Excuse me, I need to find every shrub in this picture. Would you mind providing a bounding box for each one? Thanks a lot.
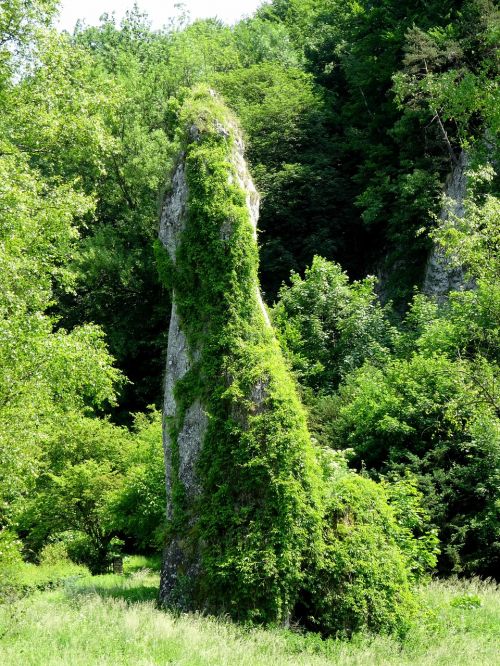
[303,461,420,637]
[59,531,123,574]
[272,256,395,393]
[39,541,70,566]
[110,410,166,552]
[0,529,23,591]
[333,349,500,576]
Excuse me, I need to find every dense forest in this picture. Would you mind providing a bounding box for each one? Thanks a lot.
[1,0,499,649]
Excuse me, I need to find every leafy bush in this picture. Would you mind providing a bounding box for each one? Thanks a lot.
[110,410,166,552]
[1,530,87,600]
[272,256,395,393]
[382,474,440,581]
[39,541,71,566]
[61,532,123,574]
[302,459,424,637]
[332,347,499,576]
[0,529,23,593]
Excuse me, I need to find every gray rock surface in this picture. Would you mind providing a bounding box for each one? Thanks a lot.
[158,114,267,607]
[423,151,471,301]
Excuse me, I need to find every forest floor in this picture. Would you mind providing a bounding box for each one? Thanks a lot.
[0,556,498,666]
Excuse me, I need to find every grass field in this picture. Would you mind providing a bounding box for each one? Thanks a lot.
[0,557,498,665]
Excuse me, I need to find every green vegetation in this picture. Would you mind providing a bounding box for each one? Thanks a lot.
[305,468,421,637]
[273,175,499,578]
[1,561,499,665]
[160,89,323,624]
[0,0,498,659]
[16,410,165,572]
[274,251,499,577]
[160,89,436,632]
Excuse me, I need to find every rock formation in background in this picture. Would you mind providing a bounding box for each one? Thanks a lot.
[157,87,321,623]
[422,151,471,301]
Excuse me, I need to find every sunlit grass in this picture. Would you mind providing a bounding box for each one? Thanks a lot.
[122,554,162,574]
[0,569,498,665]
[8,560,88,591]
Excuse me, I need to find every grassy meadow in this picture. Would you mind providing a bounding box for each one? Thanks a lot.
[0,556,499,666]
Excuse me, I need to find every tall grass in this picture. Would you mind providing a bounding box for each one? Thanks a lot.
[0,569,498,665]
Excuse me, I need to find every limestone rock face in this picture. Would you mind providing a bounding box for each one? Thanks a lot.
[423,151,471,301]
[157,90,320,622]
[158,120,265,535]
[158,157,209,607]
[158,100,269,609]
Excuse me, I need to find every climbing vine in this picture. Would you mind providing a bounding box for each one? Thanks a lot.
[157,87,323,623]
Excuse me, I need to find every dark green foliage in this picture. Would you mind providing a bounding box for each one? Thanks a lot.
[329,285,500,577]
[215,64,343,296]
[259,0,498,304]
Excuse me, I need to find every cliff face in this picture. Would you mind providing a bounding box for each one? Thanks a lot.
[157,88,321,623]
[422,151,470,301]
[158,146,205,608]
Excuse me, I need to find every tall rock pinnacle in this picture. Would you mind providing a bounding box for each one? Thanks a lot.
[157,88,321,623]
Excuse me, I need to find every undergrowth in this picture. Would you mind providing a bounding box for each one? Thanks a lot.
[0,571,498,666]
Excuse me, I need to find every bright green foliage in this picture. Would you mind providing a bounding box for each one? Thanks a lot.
[18,410,166,571]
[0,529,23,593]
[41,460,123,574]
[159,89,423,633]
[1,549,88,598]
[232,17,298,68]
[0,6,131,569]
[57,9,313,410]
[110,410,166,552]
[0,1,57,77]
[305,462,419,637]
[279,169,500,578]
[16,414,129,570]
[0,0,497,639]
[272,256,395,392]
[331,292,500,576]
[0,148,121,528]
[382,474,440,581]
[393,3,499,149]
[161,87,323,624]
[1,10,177,416]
